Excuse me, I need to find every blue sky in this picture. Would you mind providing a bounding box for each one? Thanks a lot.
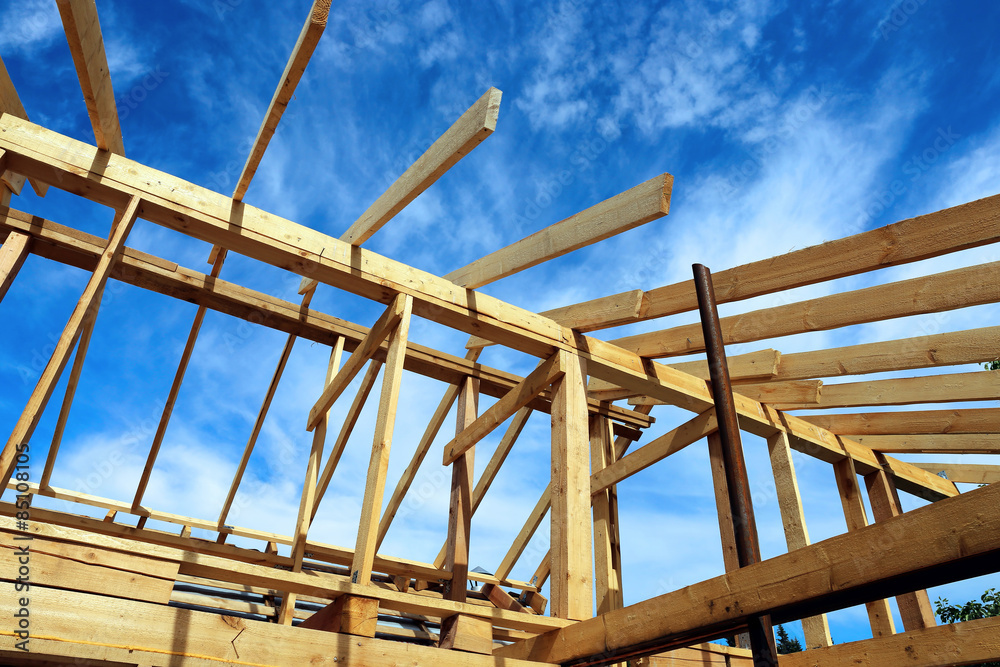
[2,0,999,648]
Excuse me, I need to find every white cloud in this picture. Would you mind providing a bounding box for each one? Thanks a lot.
[0,0,62,54]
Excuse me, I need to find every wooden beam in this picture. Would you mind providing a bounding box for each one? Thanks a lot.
[446,173,672,289]
[338,88,501,247]
[766,432,832,649]
[56,0,125,155]
[850,433,1000,454]
[591,414,623,616]
[443,376,478,602]
[299,593,379,636]
[630,380,821,407]
[232,0,331,201]
[0,118,955,502]
[350,295,412,585]
[906,462,1000,485]
[311,359,382,523]
[833,455,896,639]
[0,196,138,493]
[494,481,1000,665]
[775,325,1000,381]
[0,229,30,301]
[864,458,937,631]
[307,294,407,431]
[776,370,1000,410]
[554,192,1000,334]
[442,353,562,465]
[612,261,1000,358]
[375,352,480,551]
[778,615,1000,667]
[549,350,594,620]
[801,408,1000,435]
[131,250,228,511]
[0,59,48,196]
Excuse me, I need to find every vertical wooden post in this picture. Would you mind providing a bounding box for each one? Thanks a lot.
[550,349,594,620]
[350,294,412,585]
[591,413,623,615]
[865,457,937,630]
[443,375,479,602]
[0,229,30,302]
[0,184,10,206]
[766,432,833,649]
[833,455,897,638]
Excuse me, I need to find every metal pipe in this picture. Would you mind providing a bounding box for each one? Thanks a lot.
[693,263,779,666]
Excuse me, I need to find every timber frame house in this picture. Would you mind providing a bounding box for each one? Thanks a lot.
[1,1,999,665]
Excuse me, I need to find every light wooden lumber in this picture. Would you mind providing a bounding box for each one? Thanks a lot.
[801,407,1000,435]
[311,359,381,522]
[906,462,1000,485]
[591,415,623,616]
[446,173,672,288]
[0,196,138,492]
[444,376,478,602]
[55,0,125,155]
[0,117,955,502]
[766,431,832,649]
[495,480,1000,664]
[0,229,29,301]
[630,380,821,406]
[442,352,562,465]
[776,370,1000,410]
[775,326,1000,381]
[0,586,550,667]
[549,350,593,620]
[0,59,49,196]
[131,250,227,511]
[233,0,331,201]
[612,261,1000,358]
[307,293,406,430]
[557,191,1000,333]
[351,295,412,585]
[849,433,1000,454]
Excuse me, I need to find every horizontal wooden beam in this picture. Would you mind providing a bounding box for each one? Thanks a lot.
[801,407,1000,435]
[233,0,331,201]
[906,462,1000,485]
[612,261,1000,358]
[548,191,1000,333]
[850,434,1000,454]
[778,615,1000,667]
[775,325,1000,381]
[56,0,125,155]
[631,380,821,407]
[776,370,1000,410]
[494,481,1000,664]
[0,117,954,502]
[445,173,672,289]
[442,354,562,465]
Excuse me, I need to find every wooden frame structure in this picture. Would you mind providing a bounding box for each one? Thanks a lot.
[1,2,999,665]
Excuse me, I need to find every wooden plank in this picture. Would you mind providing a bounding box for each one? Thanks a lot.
[612,261,1000,358]
[494,480,1000,664]
[833,456,896,639]
[350,295,412,585]
[852,434,1000,453]
[0,118,955,502]
[707,431,749,650]
[864,460,937,631]
[438,613,494,654]
[375,353,477,551]
[442,353,562,465]
[0,586,550,667]
[776,370,1000,410]
[0,196,138,492]
[338,88,501,247]
[1,57,49,196]
[55,0,125,155]
[443,376,478,602]
[906,462,1000,485]
[779,615,1000,667]
[776,325,1000,381]
[801,407,1000,435]
[307,293,407,431]
[132,250,227,511]
[0,229,30,301]
[590,414,622,616]
[446,173,672,288]
[549,350,594,620]
[233,0,331,200]
[767,432,832,649]
[311,359,381,523]
[631,380,821,406]
[299,594,379,636]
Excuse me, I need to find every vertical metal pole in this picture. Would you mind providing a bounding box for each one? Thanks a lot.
[693,263,779,666]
